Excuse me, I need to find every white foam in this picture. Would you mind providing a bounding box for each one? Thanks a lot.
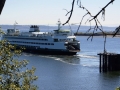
[76,54,98,59]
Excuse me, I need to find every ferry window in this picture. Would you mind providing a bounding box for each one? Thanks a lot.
[54,39,58,42]
[70,39,73,41]
[73,38,75,41]
[63,34,67,35]
[51,43,54,45]
[48,43,50,45]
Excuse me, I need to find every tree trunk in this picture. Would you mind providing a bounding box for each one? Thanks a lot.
[0,0,6,14]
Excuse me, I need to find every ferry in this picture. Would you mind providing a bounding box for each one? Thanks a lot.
[2,21,80,55]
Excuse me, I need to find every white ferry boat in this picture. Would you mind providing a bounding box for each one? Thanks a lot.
[2,21,80,55]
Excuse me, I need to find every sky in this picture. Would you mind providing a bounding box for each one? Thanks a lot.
[0,0,120,26]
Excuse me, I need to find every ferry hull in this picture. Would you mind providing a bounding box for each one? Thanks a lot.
[19,46,79,55]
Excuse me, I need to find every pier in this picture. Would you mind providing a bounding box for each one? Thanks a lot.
[98,53,120,72]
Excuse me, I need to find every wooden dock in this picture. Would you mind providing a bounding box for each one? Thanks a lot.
[98,53,120,72]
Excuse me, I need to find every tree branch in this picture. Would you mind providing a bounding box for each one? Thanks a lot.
[62,0,75,25]
[63,0,115,41]
[0,0,6,14]
[89,0,115,22]
[76,0,114,40]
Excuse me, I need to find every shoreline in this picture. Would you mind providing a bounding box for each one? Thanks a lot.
[74,33,120,37]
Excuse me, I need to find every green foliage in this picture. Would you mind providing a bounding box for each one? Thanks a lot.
[0,28,38,90]
[116,87,120,90]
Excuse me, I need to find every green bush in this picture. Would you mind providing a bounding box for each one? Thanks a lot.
[0,28,38,90]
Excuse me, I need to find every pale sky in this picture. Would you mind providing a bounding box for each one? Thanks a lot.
[0,0,120,26]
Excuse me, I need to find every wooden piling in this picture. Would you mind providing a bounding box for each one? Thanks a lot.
[99,54,101,72]
[98,53,120,72]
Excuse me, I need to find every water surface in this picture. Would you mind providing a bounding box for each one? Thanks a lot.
[19,36,120,90]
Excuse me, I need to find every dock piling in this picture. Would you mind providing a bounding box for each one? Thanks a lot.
[98,53,120,72]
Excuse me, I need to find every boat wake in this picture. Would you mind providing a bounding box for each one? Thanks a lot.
[76,54,98,59]
[37,54,81,65]
[23,52,99,66]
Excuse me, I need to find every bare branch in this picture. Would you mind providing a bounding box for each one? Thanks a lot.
[63,9,71,16]
[63,0,115,41]
[76,12,89,33]
[62,0,75,25]
[76,0,114,40]
[113,25,120,37]
[89,0,115,22]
